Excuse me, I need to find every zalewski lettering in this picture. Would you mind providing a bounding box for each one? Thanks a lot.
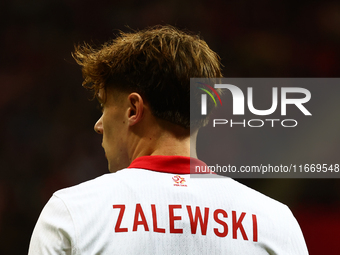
[113,203,258,242]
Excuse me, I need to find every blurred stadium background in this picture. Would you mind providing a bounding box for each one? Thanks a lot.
[1,0,340,254]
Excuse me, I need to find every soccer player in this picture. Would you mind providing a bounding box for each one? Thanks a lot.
[29,25,308,254]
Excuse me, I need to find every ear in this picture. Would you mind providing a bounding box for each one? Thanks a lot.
[127,93,144,126]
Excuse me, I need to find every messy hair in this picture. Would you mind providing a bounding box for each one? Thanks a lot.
[73,25,222,130]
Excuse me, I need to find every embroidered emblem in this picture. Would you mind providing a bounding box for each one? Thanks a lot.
[172,175,187,187]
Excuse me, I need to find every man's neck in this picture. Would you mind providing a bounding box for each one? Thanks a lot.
[128,119,198,163]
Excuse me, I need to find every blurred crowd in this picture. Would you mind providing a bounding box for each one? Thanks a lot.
[1,0,340,254]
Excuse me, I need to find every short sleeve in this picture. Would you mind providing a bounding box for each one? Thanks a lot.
[28,195,77,255]
[286,208,309,255]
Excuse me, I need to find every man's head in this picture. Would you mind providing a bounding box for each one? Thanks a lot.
[73,25,222,130]
[73,25,222,171]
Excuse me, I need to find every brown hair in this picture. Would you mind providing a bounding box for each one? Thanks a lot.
[73,25,222,130]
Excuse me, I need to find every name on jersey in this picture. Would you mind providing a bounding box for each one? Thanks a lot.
[112,204,258,242]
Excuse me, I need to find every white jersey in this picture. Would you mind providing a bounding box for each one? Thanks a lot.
[29,155,308,254]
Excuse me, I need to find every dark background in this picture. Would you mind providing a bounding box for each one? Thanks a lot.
[1,0,340,254]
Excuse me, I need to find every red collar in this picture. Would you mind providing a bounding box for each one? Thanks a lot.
[127,155,213,174]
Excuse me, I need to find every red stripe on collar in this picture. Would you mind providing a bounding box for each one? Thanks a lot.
[127,155,213,174]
